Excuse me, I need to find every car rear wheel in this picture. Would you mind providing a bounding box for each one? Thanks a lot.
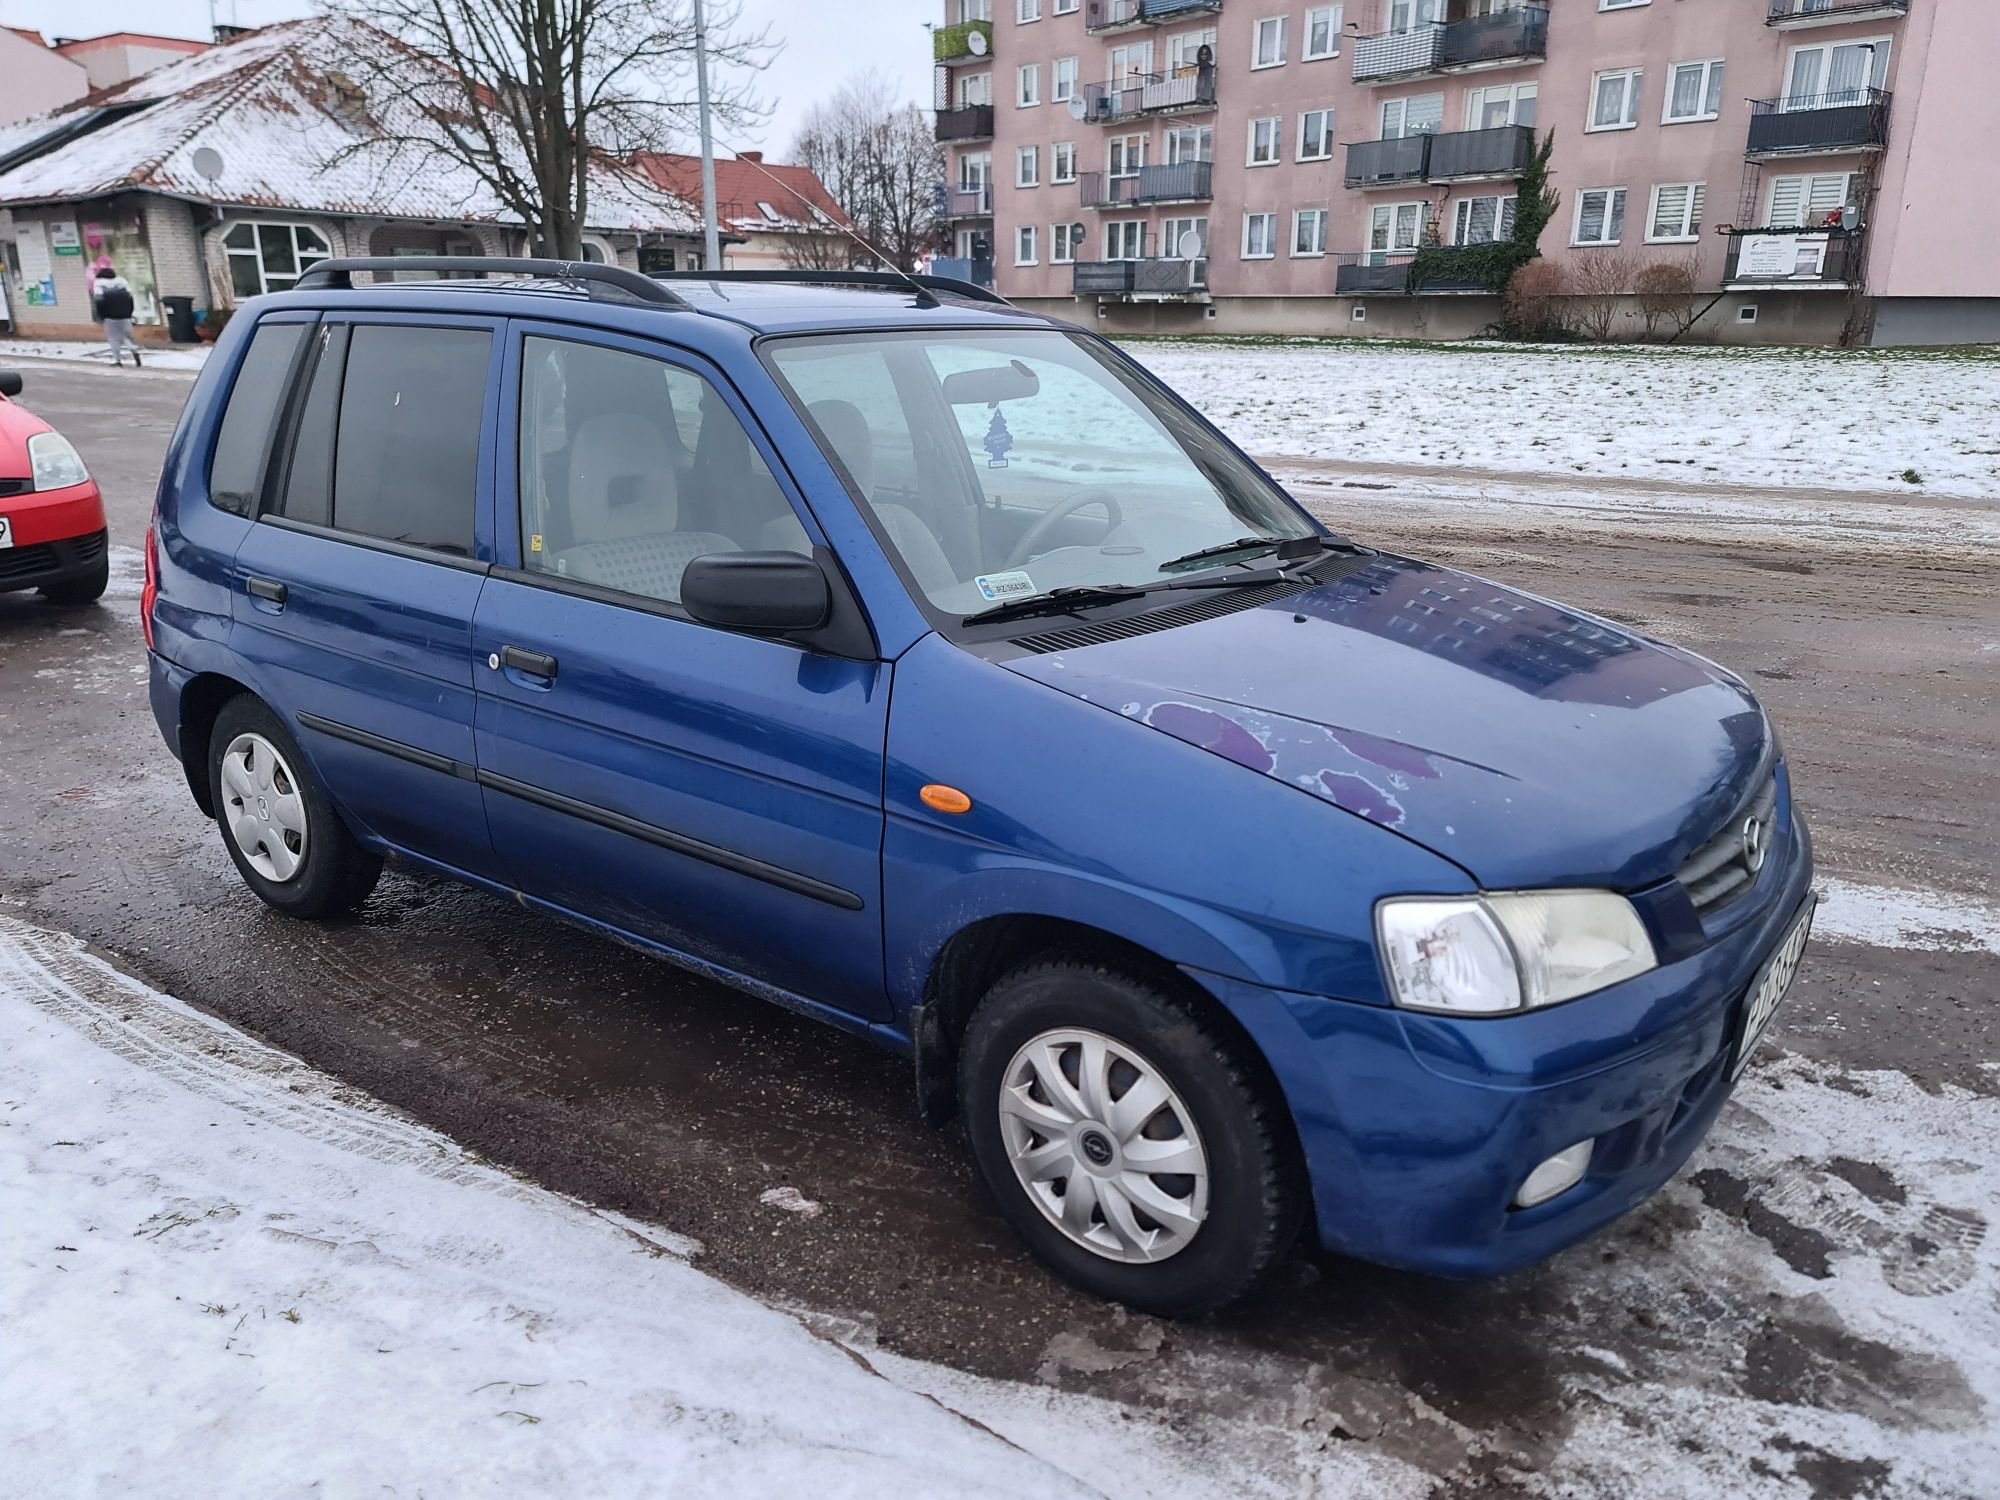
[208,695,382,918]
[959,959,1305,1317]
[38,557,108,606]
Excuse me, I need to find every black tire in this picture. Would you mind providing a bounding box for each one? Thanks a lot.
[207,694,382,919]
[959,959,1306,1317]
[39,557,109,606]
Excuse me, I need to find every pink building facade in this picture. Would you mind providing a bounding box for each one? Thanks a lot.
[932,0,1996,345]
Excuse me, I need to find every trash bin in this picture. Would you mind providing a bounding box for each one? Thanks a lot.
[163,296,198,344]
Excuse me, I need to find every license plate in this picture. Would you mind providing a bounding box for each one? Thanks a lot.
[1733,897,1815,1078]
[0,516,12,549]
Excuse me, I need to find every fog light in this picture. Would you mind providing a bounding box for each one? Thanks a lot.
[1513,1141,1594,1209]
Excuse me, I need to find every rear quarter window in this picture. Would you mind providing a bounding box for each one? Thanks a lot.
[206,321,310,516]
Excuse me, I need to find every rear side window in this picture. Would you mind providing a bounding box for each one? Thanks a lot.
[207,321,309,516]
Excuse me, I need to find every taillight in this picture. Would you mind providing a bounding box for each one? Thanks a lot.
[141,523,159,651]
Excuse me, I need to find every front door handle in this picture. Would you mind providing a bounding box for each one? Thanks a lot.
[498,645,559,680]
[245,575,288,605]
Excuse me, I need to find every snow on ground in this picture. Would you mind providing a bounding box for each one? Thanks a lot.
[1123,339,2000,501]
[1814,878,2000,957]
[0,338,210,372]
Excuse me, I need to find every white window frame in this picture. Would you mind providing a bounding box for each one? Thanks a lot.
[1291,208,1329,257]
[1107,219,1146,260]
[1598,0,1649,9]
[1252,16,1288,70]
[1588,68,1644,132]
[1242,211,1278,259]
[1018,0,1042,21]
[1167,28,1219,72]
[959,71,993,107]
[1303,5,1344,61]
[1162,216,1208,259]
[1451,194,1517,246]
[1297,109,1336,161]
[1015,224,1039,265]
[221,220,333,297]
[1784,37,1891,105]
[1165,125,1213,165]
[1052,222,1080,263]
[1380,92,1444,139]
[1646,181,1706,243]
[1765,170,1855,228]
[1662,58,1725,124]
[1365,201,1425,264]
[1017,64,1041,107]
[1108,132,1147,178]
[1247,115,1283,166]
[1054,0,1078,12]
[1465,81,1537,130]
[1052,140,1078,183]
[1016,145,1041,187]
[1052,56,1078,102]
[1571,186,1627,246]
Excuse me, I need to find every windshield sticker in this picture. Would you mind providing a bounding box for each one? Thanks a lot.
[982,409,1014,469]
[973,570,1037,602]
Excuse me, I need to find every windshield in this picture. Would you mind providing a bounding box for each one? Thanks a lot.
[763,329,1318,618]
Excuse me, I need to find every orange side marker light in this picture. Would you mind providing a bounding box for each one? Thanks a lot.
[920,784,974,815]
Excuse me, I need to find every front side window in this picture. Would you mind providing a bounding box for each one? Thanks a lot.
[1664,59,1725,122]
[1248,116,1282,165]
[763,330,1316,621]
[1572,187,1627,246]
[1297,109,1335,160]
[1590,69,1643,130]
[1253,16,1287,67]
[1242,211,1277,258]
[1304,6,1343,60]
[1647,181,1706,242]
[222,221,332,300]
[517,337,791,606]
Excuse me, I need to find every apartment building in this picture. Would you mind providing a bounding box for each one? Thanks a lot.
[930,0,1998,345]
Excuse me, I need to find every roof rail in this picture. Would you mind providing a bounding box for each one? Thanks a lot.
[293,257,692,309]
[652,268,1012,307]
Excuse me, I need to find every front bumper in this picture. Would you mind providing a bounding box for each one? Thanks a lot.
[1191,803,1815,1278]
[0,526,109,595]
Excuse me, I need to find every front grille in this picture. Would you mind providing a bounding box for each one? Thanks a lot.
[0,477,32,497]
[1014,552,1375,655]
[1678,774,1779,914]
[0,529,107,586]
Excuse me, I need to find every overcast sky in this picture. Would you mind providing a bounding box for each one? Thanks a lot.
[0,0,935,157]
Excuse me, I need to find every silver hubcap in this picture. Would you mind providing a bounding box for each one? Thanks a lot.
[998,1028,1210,1264]
[220,732,308,884]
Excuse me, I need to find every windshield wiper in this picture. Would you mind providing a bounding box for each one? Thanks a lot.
[1156,536,1282,573]
[961,583,1152,627]
[1156,531,1367,576]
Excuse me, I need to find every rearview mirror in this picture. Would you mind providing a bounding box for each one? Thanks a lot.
[0,370,22,398]
[681,551,831,634]
[941,360,1039,407]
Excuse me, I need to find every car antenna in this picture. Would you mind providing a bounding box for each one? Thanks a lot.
[675,133,942,308]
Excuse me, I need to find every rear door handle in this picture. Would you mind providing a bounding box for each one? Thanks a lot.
[245,576,288,605]
[497,645,559,680]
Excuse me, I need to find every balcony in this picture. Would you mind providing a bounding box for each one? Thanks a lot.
[934,104,995,143]
[932,256,996,291]
[1333,249,1492,296]
[1767,0,1910,28]
[933,20,993,66]
[1079,161,1214,207]
[1353,6,1547,84]
[1073,258,1210,298]
[1078,65,1218,123]
[939,183,994,219]
[1746,89,1891,158]
[1724,229,1863,290]
[1343,125,1534,188]
[1085,0,1221,32]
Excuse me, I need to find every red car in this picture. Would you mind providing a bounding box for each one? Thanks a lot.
[0,368,108,605]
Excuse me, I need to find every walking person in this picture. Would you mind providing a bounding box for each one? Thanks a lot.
[91,266,140,368]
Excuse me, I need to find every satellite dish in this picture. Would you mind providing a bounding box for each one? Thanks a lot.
[1067,95,1088,121]
[192,146,225,182]
[1175,230,1203,260]
[1070,221,1086,244]
[968,30,988,55]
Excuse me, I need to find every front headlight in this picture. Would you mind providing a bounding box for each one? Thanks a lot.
[29,432,89,491]
[1377,890,1657,1015]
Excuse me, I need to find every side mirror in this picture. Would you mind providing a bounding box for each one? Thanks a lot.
[0,370,22,398]
[681,551,831,634]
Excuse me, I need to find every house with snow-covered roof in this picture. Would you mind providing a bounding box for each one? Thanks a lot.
[634,151,855,271]
[0,18,709,344]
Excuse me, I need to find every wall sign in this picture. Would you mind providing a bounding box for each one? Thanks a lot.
[14,221,56,305]
[49,219,82,256]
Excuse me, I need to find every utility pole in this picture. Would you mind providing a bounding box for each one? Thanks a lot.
[693,0,721,270]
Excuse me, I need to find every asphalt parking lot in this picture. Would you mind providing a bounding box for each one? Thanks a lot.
[3,357,1995,1497]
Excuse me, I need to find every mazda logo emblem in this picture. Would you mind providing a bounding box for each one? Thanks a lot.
[1741,816,1767,874]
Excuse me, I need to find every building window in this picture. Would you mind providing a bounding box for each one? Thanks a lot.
[1016,145,1040,186]
[1019,0,1042,20]
[1664,59,1725,123]
[1053,56,1078,102]
[1297,109,1335,161]
[1242,211,1277,259]
[1252,16,1287,69]
[1292,209,1328,257]
[1162,217,1207,259]
[1055,0,1078,12]
[1786,38,1891,105]
[1466,81,1537,130]
[1647,181,1706,242]
[222,221,332,299]
[1016,225,1039,265]
[1572,187,1627,246]
[959,0,992,17]
[1018,64,1041,107]
[1108,133,1146,177]
[1599,0,1648,9]
[1053,223,1081,263]
[1247,116,1283,166]
[1389,0,1443,28]
[1168,28,1217,71]
[958,70,992,107]
[1107,220,1146,259]
[1052,141,1078,183]
[1303,6,1343,60]
[1589,69,1643,131]
[1380,92,1443,139]
[1766,171,1854,228]
[1108,40,1154,85]
[1367,202,1425,263]
[1452,195,1516,245]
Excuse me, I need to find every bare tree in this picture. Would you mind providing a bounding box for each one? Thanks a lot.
[325,0,772,257]
[789,71,943,271]
[1567,250,1639,341]
[1635,254,1709,341]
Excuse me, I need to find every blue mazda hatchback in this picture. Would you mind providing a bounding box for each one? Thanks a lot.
[146,260,1814,1315]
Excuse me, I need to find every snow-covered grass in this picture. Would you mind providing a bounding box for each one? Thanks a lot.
[1122,338,2000,500]
[0,337,210,372]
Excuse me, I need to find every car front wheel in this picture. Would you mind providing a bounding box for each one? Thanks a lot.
[958,959,1305,1317]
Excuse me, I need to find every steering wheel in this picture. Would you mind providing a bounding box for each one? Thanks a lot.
[1003,487,1125,570]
